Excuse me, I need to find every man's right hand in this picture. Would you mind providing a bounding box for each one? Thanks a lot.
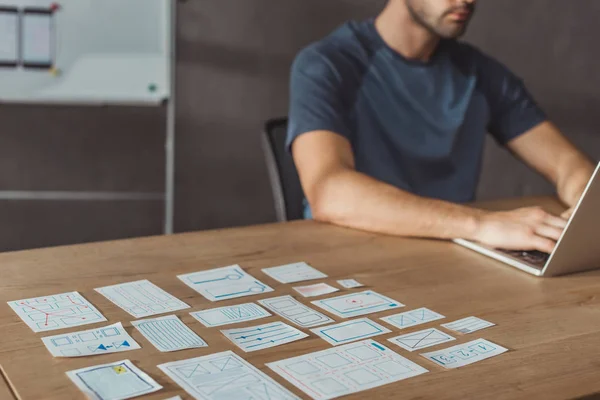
[472,207,567,253]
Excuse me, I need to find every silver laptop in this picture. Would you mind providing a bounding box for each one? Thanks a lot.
[454,162,600,277]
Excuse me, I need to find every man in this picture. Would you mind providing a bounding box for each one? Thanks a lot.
[287,0,594,254]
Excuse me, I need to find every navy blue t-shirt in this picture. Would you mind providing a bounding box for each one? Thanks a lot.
[287,19,546,211]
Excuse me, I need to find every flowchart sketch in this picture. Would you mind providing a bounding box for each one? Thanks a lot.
[380,307,445,330]
[190,303,271,327]
[67,359,162,400]
[311,291,404,319]
[132,315,207,352]
[311,318,391,346]
[293,283,339,298]
[158,351,300,400]
[267,339,428,400]
[441,316,495,334]
[421,339,508,369]
[95,280,189,318]
[388,328,455,352]
[42,322,140,357]
[178,265,273,302]
[221,322,308,352]
[258,295,334,328]
[8,291,107,333]
[262,262,327,284]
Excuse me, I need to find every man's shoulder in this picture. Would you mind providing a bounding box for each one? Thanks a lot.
[292,21,373,77]
[447,40,511,73]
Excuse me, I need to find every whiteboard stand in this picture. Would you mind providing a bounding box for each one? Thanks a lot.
[0,0,176,237]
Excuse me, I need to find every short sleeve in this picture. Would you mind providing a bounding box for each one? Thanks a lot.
[286,45,356,150]
[478,54,547,145]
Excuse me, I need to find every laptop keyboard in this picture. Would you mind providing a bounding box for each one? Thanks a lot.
[500,250,550,267]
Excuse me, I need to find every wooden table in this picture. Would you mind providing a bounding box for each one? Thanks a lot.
[1,197,600,400]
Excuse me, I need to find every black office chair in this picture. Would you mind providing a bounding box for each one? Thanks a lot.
[261,117,306,221]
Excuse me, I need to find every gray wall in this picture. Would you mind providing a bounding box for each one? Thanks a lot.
[0,0,598,251]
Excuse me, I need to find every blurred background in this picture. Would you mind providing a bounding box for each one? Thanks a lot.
[0,0,598,252]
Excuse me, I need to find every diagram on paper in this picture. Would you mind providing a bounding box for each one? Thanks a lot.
[178,265,274,302]
[190,303,271,327]
[221,321,308,352]
[267,339,428,400]
[158,351,300,400]
[262,262,328,284]
[95,280,190,318]
[388,328,455,352]
[259,295,334,328]
[311,318,391,346]
[441,316,495,334]
[7,291,107,333]
[421,338,508,369]
[42,322,140,357]
[132,315,207,352]
[311,290,404,319]
[380,307,445,330]
[67,359,162,400]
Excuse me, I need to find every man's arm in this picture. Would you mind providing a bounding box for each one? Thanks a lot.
[293,130,566,253]
[507,121,595,215]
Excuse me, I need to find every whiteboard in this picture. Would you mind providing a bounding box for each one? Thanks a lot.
[0,0,171,105]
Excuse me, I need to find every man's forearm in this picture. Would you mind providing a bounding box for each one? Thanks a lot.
[556,153,595,207]
[310,168,484,240]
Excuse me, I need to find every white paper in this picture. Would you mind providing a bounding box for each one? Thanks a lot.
[262,262,327,284]
[336,279,364,289]
[190,303,271,327]
[42,322,140,357]
[268,339,428,400]
[66,359,162,400]
[132,315,207,352]
[293,283,339,298]
[380,307,445,330]
[7,291,107,333]
[388,328,455,352]
[158,351,300,400]
[178,265,273,302]
[310,318,391,346]
[163,397,182,400]
[259,295,335,328]
[95,280,189,318]
[441,316,495,334]
[421,338,508,369]
[311,290,404,319]
[221,321,308,352]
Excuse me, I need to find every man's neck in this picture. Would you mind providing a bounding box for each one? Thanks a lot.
[374,2,440,62]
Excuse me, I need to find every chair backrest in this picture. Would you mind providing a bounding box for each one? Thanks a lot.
[261,118,305,221]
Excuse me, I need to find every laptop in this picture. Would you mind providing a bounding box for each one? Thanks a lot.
[454,162,600,277]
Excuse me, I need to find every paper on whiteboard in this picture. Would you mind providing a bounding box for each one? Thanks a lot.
[441,316,495,334]
[259,295,335,328]
[293,283,339,298]
[310,318,391,346]
[380,307,445,330]
[336,279,364,289]
[42,322,140,357]
[190,303,271,327]
[388,328,455,352]
[221,321,308,352]
[158,351,300,400]
[311,290,404,319]
[267,339,428,400]
[131,315,207,352]
[7,291,107,333]
[421,338,508,369]
[262,262,327,284]
[66,359,162,400]
[178,265,273,302]
[95,280,189,318]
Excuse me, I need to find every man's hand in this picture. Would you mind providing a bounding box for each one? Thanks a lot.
[473,207,567,253]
